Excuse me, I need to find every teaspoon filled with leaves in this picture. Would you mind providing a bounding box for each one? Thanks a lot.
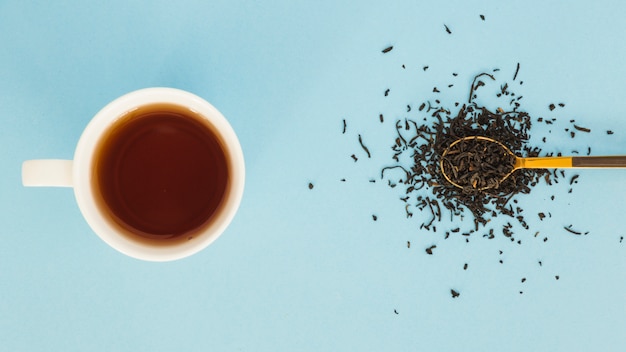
[440,136,626,191]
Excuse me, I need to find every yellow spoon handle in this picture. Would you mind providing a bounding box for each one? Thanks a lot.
[517,156,626,169]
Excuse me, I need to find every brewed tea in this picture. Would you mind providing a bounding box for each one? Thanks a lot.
[93,103,229,239]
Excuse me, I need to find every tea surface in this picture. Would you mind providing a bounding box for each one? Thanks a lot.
[93,104,229,238]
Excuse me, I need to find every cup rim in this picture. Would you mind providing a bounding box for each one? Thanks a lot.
[74,87,245,261]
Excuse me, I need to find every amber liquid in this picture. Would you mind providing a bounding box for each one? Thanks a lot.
[93,103,229,239]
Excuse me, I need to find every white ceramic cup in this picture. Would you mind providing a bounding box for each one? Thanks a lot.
[22,88,245,261]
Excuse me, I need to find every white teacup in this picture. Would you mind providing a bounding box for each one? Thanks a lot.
[22,88,245,261]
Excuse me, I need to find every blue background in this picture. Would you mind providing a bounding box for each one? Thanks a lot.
[1,1,625,351]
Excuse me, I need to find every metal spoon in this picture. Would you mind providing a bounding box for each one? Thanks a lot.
[440,136,626,191]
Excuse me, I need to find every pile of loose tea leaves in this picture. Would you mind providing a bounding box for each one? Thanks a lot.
[379,71,553,235]
[338,59,613,247]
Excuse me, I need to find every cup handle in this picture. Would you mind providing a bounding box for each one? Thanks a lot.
[22,160,74,187]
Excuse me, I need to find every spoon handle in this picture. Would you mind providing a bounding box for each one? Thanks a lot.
[519,156,626,168]
[517,156,572,169]
[572,156,626,167]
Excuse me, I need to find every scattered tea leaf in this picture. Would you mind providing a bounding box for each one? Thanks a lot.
[358,134,371,158]
[573,125,591,133]
[564,225,582,235]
